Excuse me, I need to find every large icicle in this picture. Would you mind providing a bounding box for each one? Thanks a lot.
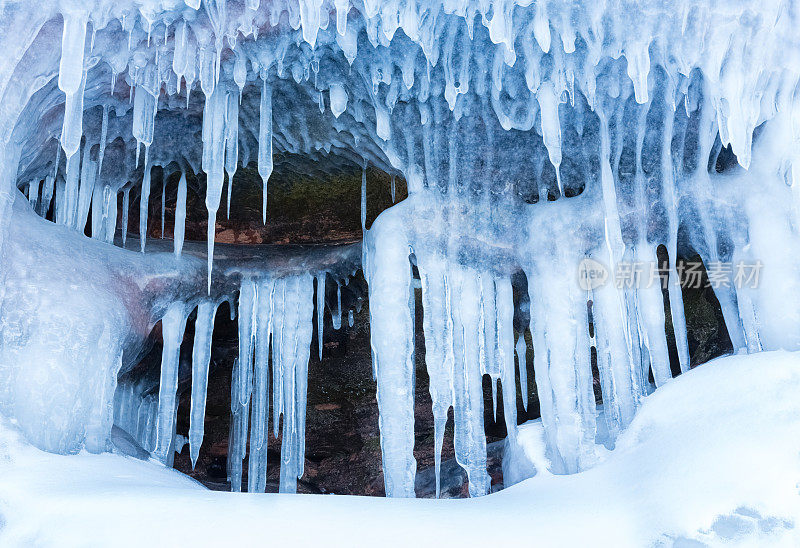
[366,208,416,497]
[277,274,314,493]
[248,278,274,493]
[258,76,273,224]
[202,85,228,292]
[58,10,88,161]
[154,302,189,464]
[189,300,218,468]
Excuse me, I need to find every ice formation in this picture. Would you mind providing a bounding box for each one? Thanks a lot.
[0,0,799,499]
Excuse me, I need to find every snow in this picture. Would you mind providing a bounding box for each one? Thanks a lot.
[1,351,798,546]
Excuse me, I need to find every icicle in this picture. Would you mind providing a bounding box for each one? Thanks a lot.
[361,165,367,232]
[63,149,80,228]
[28,179,41,213]
[272,280,286,440]
[202,85,228,292]
[366,211,416,497]
[76,145,96,233]
[140,161,152,252]
[417,257,454,499]
[160,170,166,238]
[258,76,273,224]
[248,278,274,493]
[450,267,490,496]
[237,279,257,407]
[390,173,396,202]
[40,175,54,217]
[233,54,247,98]
[121,187,130,247]
[225,90,239,219]
[154,302,188,464]
[537,82,562,194]
[329,83,348,117]
[91,182,104,238]
[332,283,342,329]
[189,301,218,468]
[277,275,314,493]
[59,11,88,160]
[174,171,187,257]
[58,11,87,95]
[348,308,355,327]
[516,335,528,411]
[97,105,108,177]
[132,86,158,160]
[496,278,517,442]
[316,274,326,361]
[103,187,118,244]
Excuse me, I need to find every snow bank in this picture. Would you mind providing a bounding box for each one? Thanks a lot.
[0,350,798,546]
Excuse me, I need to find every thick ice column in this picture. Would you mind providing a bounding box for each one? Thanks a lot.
[366,208,416,497]
[58,11,87,96]
[690,94,746,351]
[590,255,643,437]
[526,255,596,474]
[154,302,189,463]
[635,245,672,387]
[417,256,454,498]
[449,266,490,497]
[248,278,274,493]
[58,11,88,161]
[495,277,517,442]
[277,274,314,493]
[660,108,691,373]
[189,300,218,468]
[258,77,273,223]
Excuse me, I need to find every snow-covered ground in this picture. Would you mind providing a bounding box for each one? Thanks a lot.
[1,351,798,547]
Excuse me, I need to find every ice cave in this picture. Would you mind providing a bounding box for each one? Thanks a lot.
[0,0,799,545]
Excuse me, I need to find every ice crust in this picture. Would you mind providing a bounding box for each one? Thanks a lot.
[0,0,799,498]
